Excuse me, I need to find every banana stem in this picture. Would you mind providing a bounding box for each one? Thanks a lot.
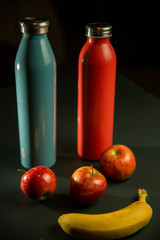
[138,189,148,202]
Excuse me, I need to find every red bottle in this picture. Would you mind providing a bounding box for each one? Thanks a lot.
[77,23,117,160]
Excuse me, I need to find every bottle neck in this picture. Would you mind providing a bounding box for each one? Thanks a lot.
[22,33,48,40]
[87,37,110,44]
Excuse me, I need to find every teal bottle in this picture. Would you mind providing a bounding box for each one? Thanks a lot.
[15,17,56,169]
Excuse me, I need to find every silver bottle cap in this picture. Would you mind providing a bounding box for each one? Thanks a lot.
[19,17,49,35]
[85,22,112,38]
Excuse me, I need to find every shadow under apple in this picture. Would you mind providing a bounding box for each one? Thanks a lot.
[41,193,93,214]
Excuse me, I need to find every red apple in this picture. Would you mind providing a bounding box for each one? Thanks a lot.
[70,166,107,205]
[20,166,57,200]
[100,144,136,181]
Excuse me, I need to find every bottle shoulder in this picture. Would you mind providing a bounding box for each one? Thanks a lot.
[15,35,56,68]
[79,40,116,64]
[16,35,55,60]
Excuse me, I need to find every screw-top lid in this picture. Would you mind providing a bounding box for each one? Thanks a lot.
[19,17,49,34]
[85,22,112,38]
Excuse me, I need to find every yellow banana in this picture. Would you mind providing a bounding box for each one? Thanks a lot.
[58,189,153,239]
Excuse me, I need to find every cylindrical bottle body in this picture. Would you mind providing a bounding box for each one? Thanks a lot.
[77,37,116,160]
[15,33,56,168]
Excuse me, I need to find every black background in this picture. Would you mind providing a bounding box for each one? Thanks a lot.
[1,1,160,239]
[1,0,160,97]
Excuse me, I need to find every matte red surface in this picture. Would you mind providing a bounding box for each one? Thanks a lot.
[77,37,116,160]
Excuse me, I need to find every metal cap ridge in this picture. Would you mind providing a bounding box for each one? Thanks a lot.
[85,22,112,38]
[20,17,49,35]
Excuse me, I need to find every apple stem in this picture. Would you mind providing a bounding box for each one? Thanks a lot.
[18,169,27,173]
[91,165,93,176]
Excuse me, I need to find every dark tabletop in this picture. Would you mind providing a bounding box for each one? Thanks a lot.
[0,74,160,239]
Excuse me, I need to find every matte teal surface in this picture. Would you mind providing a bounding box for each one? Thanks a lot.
[15,33,56,169]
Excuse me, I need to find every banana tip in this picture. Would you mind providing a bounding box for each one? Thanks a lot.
[138,189,147,194]
[138,188,148,202]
